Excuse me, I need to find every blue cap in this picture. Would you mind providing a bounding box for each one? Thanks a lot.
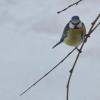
[71,16,80,25]
[72,16,79,20]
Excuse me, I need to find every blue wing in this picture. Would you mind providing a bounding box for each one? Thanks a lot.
[52,23,69,48]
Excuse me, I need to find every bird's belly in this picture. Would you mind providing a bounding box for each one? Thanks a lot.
[64,37,82,46]
[64,30,83,46]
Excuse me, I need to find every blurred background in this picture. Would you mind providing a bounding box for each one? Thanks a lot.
[0,0,100,100]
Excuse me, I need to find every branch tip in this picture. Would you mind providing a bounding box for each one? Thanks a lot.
[57,0,82,14]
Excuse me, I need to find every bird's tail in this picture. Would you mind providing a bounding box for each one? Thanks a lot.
[52,40,63,49]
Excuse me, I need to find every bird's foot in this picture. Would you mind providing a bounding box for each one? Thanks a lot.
[85,34,90,38]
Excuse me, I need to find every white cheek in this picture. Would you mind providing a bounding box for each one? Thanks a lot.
[77,23,82,28]
[69,23,74,28]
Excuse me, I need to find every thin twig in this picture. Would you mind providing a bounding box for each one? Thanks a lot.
[66,14,100,100]
[20,47,77,96]
[66,50,81,100]
[20,14,100,98]
[91,22,100,33]
[57,0,82,14]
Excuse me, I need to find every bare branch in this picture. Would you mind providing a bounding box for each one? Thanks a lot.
[57,0,82,14]
[88,14,100,35]
[20,14,100,99]
[20,47,77,96]
[66,14,100,100]
[90,22,100,33]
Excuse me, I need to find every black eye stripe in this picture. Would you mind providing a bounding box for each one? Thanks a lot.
[71,21,80,25]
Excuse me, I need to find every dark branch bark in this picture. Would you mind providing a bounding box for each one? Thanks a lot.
[66,14,100,100]
[20,47,77,96]
[57,0,82,14]
[20,14,100,99]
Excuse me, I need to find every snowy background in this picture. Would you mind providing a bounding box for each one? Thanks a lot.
[0,0,100,100]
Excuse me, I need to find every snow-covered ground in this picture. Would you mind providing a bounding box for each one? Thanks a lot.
[0,0,100,100]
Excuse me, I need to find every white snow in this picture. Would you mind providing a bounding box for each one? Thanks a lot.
[0,0,100,100]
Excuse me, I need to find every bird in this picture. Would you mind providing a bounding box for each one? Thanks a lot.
[52,16,86,50]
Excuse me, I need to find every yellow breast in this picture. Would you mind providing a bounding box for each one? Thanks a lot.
[64,28,84,46]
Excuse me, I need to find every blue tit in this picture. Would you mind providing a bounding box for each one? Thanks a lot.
[52,16,86,48]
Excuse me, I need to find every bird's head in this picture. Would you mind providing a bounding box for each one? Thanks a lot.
[69,16,82,29]
[71,16,80,25]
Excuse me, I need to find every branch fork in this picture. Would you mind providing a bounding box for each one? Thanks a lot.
[20,14,100,100]
[66,14,100,100]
